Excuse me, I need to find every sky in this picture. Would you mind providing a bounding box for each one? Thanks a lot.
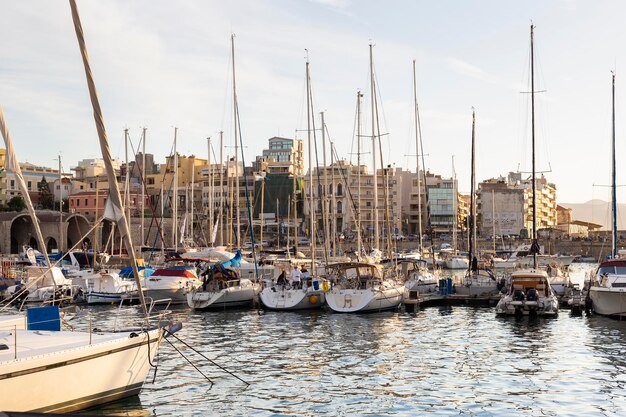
[1,0,625,205]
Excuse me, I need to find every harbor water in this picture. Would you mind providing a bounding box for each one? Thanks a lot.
[77,264,626,416]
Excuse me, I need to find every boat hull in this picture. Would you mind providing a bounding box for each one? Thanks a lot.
[0,328,162,413]
[187,284,260,310]
[589,287,626,317]
[259,287,325,310]
[325,286,403,313]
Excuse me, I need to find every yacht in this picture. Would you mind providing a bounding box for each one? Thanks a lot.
[588,258,626,317]
[143,265,201,304]
[495,269,559,316]
[187,265,259,310]
[325,262,404,313]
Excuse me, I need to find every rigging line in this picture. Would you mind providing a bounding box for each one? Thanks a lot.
[163,336,214,387]
[127,129,168,249]
[307,70,331,267]
[164,329,249,386]
[349,91,359,165]
[220,47,232,134]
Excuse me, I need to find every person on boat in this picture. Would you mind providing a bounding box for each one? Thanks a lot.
[301,267,310,280]
[290,265,302,288]
[277,269,287,286]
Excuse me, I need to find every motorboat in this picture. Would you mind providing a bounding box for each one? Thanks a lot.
[83,270,140,305]
[325,262,404,313]
[143,265,201,304]
[588,258,626,317]
[187,265,259,310]
[495,269,559,316]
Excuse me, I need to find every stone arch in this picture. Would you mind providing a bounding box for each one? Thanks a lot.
[28,236,38,250]
[10,214,34,254]
[66,214,91,251]
[46,237,58,253]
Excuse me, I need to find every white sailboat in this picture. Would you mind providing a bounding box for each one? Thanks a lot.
[325,262,403,313]
[496,25,559,317]
[588,72,626,317]
[0,3,176,412]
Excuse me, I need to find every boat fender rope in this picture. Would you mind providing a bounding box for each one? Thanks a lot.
[163,335,214,387]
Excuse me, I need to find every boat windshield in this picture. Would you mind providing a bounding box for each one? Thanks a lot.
[597,265,626,275]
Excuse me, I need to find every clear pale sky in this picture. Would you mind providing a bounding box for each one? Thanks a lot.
[1,0,624,204]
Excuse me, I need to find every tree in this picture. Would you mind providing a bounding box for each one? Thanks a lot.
[7,196,25,211]
[38,177,54,210]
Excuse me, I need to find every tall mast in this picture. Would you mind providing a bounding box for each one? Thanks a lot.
[124,128,130,249]
[321,111,330,258]
[58,154,63,252]
[173,127,178,252]
[492,189,496,254]
[292,141,298,253]
[219,131,224,246]
[469,110,476,267]
[141,127,146,246]
[370,43,379,250]
[612,71,617,258]
[306,57,316,263]
[452,155,457,255]
[530,24,538,269]
[356,90,363,256]
[231,34,241,249]
[412,60,424,252]
[191,156,195,244]
[207,136,211,245]
[330,140,336,257]
[69,0,146,313]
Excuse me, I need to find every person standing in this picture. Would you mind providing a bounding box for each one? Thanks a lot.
[290,265,302,288]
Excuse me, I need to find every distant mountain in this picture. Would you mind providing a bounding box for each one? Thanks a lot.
[561,200,626,230]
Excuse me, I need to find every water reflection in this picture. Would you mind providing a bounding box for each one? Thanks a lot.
[67,283,625,416]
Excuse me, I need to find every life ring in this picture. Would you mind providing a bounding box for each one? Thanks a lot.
[308,295,319,304]
[321,280,330,292]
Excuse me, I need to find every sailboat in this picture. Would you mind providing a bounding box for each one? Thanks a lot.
[0,3,178,413]
[588,72,626,317]
[187,34,261,310]
[402,60,438,294]
[455,110,498,297]
[259,56,325,311]
[325,44,404,313]
[495,25,559,317]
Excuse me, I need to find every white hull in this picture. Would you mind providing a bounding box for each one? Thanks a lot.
[325,285,404,313]
[404,278,438,294]
[589,287,626,316]
[0,328,162,413]
[454,283,499,297]
[86,291,139,305]
[259,286,325,310]
[444,258,469,269]
[495,297,559,316]
[187,282,260,310]
[143,276,200,304]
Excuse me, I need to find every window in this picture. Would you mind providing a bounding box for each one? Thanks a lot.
[77,199,80,207]
[28,181,32,190]
[84,198,88,206]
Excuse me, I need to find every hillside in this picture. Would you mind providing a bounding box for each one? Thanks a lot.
[560,200,626,230]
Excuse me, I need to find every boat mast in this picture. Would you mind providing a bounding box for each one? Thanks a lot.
[321,111,331,258]
[292,141,298,253]
[330,140,337,257]
[492,189,496,254]
[58,154,63,252]
[306,56,316,264]
[469,110,476,269]
[452,155,457,255]
[69,0,147,314]
[412,60,424,253]
[173,127,178,252]
[612,71,617,258]
[356,90,363,256]
[208,136,213,246]
[530,24,538,270]
[370,44,379,250]
[141,127,146,246]
[191,156,195,245]
[219,130,224,246]
[231,34,241,249]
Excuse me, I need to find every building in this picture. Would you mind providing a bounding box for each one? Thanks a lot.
[255,137,305,176]
[4,162,61,205]
[68,190,148,221]
[478,172,557,238]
